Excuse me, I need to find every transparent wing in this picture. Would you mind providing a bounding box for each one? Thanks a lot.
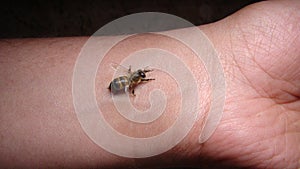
[110,62,131,74]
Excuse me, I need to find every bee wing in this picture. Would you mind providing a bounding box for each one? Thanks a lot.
[110,62,131,74]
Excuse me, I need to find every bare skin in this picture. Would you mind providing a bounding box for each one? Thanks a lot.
[199,1,300,168]
[0,0,299,168]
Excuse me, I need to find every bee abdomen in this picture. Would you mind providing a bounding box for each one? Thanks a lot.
[109,76,129,93]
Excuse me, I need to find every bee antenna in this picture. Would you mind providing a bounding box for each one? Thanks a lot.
[143,66,154,73]
[144,69,153,73]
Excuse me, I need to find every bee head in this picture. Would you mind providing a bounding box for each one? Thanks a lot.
[138,70,146,78]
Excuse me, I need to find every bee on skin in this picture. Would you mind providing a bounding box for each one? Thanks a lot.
[108,65,155,96]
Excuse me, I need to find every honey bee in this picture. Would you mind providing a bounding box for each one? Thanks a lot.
[108,65,155,96]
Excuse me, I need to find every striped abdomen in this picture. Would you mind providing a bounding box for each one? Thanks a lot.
[108,76,129,93]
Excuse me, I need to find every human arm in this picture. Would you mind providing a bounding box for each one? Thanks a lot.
[1,0,300,168]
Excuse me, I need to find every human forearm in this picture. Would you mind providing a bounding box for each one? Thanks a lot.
[0,37,137,168]
[0,33,211,168]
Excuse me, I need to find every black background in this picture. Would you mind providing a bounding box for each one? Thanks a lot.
[0,0,261,38]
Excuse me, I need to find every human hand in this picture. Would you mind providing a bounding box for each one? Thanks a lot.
[183,1,300,168]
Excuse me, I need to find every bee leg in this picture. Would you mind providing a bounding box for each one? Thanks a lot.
[125,86,135,96]
[128,65,132,74]
[131,89,136,96]
[141,78,155,81]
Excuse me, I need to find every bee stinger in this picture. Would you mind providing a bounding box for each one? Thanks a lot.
[108,65,155,96]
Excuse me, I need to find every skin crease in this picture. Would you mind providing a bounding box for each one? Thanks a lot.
[0,0,299,169]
